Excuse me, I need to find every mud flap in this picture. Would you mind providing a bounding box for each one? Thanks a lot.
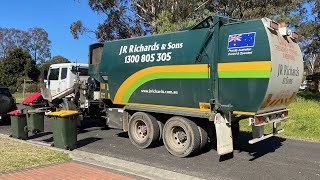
[214,113,233,155]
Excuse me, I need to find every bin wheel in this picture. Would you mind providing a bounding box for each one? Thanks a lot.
[65,146,70,150]
[128,112,160,149]
[163,116,201,157]
[51,143,54,147]
[18,136,28,140]
[32,129,40,134]
[24,126,29,133]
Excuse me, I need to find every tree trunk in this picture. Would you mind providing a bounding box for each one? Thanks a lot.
[151,1,157,34]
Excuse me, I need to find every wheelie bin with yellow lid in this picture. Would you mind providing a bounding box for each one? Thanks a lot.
[48,110,79,150]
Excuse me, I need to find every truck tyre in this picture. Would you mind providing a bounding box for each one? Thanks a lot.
[157,120,164,141]
[198,125,208,151]
[128,112,160,149]
[163,116,201,157]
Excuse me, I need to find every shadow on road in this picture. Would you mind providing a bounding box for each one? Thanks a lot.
[29,132,52,139]
[196,131,286,161]
[77,137,102,148]
[80,118,107,129]
[117,131,128,138]
[234,131,286,161]
[112,127,286,160]
[116,131,166,148]
[42,136,53,143]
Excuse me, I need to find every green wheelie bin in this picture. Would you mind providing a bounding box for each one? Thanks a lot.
[24,103,46,111]
[9,110,28,140]
[26,110,45,134]
[48,110,79,150]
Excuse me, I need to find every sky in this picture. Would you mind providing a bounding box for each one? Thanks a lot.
[0,0,103,63]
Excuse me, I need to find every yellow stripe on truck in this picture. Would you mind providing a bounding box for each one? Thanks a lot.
[233,111,256,116]
[218,61,272,71]
[218,61,272,78]
[126,103,212,112]
[114,64,209,104]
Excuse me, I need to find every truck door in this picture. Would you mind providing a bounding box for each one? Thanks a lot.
[48,68,59,96]
[59,67,68,93]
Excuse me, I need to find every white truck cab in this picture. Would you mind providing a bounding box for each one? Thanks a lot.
[46,63,89,97]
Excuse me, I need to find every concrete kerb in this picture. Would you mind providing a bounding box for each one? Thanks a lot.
[0,133,207,180]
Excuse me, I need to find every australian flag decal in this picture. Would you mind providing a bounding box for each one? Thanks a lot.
[228,32,256,49]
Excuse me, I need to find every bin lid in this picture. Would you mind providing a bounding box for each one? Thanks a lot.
[22,92,42,105]
[48,110,79,117]
[8,109,22,115]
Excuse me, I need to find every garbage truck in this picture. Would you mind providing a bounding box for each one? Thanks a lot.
[43,16,303,157]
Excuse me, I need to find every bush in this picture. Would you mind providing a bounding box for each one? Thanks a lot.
[8,86,17,94]
[26,83,38,92]
[297,90,320,101]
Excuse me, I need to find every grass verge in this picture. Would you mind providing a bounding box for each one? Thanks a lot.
[12,93,32,103]
[0,137,70,172]
[240,91,320,142]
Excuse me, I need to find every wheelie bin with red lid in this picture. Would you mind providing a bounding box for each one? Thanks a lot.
[23,92,46,134]
[8,110,28,140]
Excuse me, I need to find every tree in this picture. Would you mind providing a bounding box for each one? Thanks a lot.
[45,55,70,65]
[0,27,51,63]
[71,0,304,40]
[25,28,51,64]
[71,0,213,41]
[70,0,146,41]
[297,1,320,75]
[0,47,39,92]
[208,0,303,20]
[0,28,26,59]
[155,1,214,33]
[303,54,319,75]
[158,0,305,33]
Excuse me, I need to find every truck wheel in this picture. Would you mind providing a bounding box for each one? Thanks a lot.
[163,116,200,157]
[157,120,164,141]
[128,112,160,149]
[198,125,208,151]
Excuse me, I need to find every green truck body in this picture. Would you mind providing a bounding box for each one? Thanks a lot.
[74,16,304,156]
[89,16,303,116]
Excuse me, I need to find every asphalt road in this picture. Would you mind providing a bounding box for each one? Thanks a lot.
[0,104,319,180]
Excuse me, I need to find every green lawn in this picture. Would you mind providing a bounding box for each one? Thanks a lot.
[12,93,32,103]
[240,91,320,141]
[0,137,71,172]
